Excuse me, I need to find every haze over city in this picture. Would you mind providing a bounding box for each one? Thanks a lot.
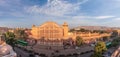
[0,0,120,28]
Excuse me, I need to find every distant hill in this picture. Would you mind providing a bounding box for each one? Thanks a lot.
[74,26,120,30]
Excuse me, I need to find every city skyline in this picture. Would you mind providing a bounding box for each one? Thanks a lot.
[0,0,120,28]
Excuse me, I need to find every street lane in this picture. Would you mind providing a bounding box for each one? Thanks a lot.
[14,47,29,57]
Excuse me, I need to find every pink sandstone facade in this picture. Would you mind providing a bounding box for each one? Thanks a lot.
[30,21,111,43]
[31,21,68,40]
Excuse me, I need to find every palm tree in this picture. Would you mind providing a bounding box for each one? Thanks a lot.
[4,31,16,50]
[4,32,15,38]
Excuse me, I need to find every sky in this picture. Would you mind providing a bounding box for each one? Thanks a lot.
[0,0,120,28]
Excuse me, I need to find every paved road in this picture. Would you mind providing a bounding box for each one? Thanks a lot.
[111,46,120,57]
[80,52,93,57]
[103,36,120,57]
[13,45,94,57]
[32,44,94,57]
[14,47,29,57]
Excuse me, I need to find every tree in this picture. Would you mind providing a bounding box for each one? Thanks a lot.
[95,41,107,54]
[111,39,119,47]
[69,29,75,32]
[4,32,15,39]
[76,36,83,47]
[91,41,107,57]
[6,37,16,47]
[80,28,86,32]
[111,30,118,37]
[4,32,15,42]
[3,32,16,50]
[14,29,28,40]
[102,36,110,41]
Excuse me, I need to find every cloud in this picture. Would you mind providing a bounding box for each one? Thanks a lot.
[72,15,115,19]
[114,18,120,20]
[94,16,115,19]
[26,0,88,16]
